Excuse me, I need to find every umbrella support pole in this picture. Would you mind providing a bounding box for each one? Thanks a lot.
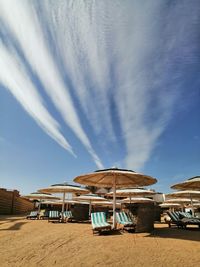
[89,201,92,219]
[113,175,116,229]
[61,192,66,222]
[38,202,41,218]
[190,194,194,216]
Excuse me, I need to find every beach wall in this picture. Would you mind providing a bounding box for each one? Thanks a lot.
[0,188,34,215]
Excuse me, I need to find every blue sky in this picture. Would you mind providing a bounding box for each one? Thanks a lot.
[0,0,199,194]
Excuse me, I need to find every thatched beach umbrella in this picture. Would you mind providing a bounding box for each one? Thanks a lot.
[38,183,89,219]
[22,192,60,213]
[171,176,200,190]
[74,167,157,228]
[41,199,89,206]
[92,201,121,207]
[120,197,155,204]
[73,194,107,217]
[165,192,200,215]
[107,188,155,204]
[159,203,181,209]
[165,198,200,204]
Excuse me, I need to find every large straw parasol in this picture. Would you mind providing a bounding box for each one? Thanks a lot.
[74,167,157,228]
[38,183,89,220]
[107,188,155,203]
[73,194,107,217]
[166,191,200,216]
[171,176,200,190]
[22,192,60,213]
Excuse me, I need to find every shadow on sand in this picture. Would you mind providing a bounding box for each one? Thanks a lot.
[0,221,27,231]
[0,215,26,225]
[146,224,200,242]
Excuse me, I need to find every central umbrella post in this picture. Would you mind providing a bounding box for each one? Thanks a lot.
[89,200,92,218]
[113,175,116,229]
[61,192,66,221]
[190,194,194,216]
[38,201,41,214]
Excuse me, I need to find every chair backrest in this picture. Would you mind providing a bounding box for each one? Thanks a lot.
[116,211,132,223]
[49,210,60,218]
[167,211,180,222]
[91,212,106,226]
[63,211,73,218]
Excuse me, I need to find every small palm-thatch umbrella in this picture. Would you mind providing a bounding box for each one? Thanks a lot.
[22,192,60,213]
[41,199,88,205]
[120,197,155,204]
[171,176,200,190]
[74,167,157,228]
[92,201,121,207]
[38,183,89,220]
[107,188,155,203]
[166,192,200,215]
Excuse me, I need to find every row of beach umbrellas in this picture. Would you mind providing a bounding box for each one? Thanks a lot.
[159,176,200,215]
[23,168,157,228]
[23,169,200,228]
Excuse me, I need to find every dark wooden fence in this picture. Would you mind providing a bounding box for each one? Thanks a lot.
[0,188,34,215]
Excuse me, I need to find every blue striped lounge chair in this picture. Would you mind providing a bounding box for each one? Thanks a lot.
[167,211,184,228]
[26,211,38,220]
[91,212,111,234]
[48,210,60,223]
[178,211,200,228]
[116,211,135,231]
[166,211,200,229]
[63,211,74,222]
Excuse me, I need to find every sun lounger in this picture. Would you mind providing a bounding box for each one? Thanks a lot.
[26,211,38,220]
[63,211,74,222]
[91,212,111,234]
[167,211,200,229]
[116,211,135,231]
[167,211,184,228]
[48,210,60,223]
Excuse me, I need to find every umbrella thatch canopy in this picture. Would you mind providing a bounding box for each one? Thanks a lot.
[74,167,157,228]
[165,198,199,204]
[41,199,88,205]
[22,192,60,212]
[107,188,155,203]
[166,190,200,216]
[73,194,107,216]
[92,201,121,207]
[120,197,155,204]
[160,203,181,208]
[38,183,89,218]
[171,176,200,190]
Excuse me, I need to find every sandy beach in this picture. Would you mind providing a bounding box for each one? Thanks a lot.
[0,215,200,267]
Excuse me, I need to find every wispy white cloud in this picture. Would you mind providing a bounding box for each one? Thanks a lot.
[1,1,198,171]
[0,43,75,155]
[39,1,116,140]
[37,1,184,170]
[0,0,103,169]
